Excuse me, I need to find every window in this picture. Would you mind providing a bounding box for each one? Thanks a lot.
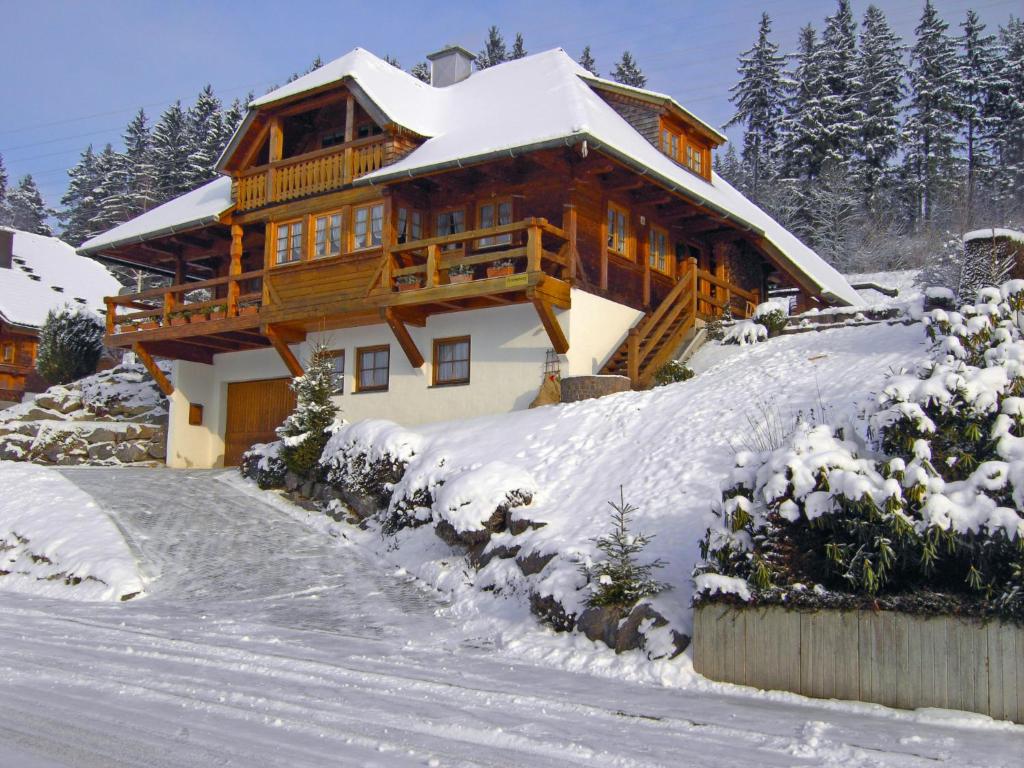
[313,212,343,258]
[606,203,629,257]
[436,209,465,251]
[433,337,470,386]
[321,130,346,149]
[325,350,345,394]
[686,144,703,175]
[1,343,14,364]
[356,345,389,392]
[275,219,304,264]
[352,203,384,250]
[477,199,513,247]
[396,207,423,245]
[648,226,669,274]
[356,123,383,139]
[661,128,679,161]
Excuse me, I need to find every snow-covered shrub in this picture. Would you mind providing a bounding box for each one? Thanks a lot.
[36,307,104,385]
[695,281,1024,623]
[580,488,668,608]
[277,344,339,478]
[752,300,789,337]
[723,320,768,345]
[239,441,287,489]
[653,360,694,387]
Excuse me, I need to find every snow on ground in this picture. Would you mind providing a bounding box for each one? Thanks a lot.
[843,269,923,307]
[0,462,144,600]
[0,466,1019,767]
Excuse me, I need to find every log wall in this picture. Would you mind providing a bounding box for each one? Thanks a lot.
[693,604,1023,724]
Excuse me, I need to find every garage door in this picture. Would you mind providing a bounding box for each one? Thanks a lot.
[224,378,296,466]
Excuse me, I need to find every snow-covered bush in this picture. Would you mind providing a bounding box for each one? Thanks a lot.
[653,360,694,386]
[36,307,104,385]
[752,300,789,336]
[695,281,1024,623]
[277,344,338,478]
[723,320,768,346]
[239,441,287,489]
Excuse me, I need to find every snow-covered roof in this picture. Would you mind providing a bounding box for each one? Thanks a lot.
[78,177,233,255]
[0,228,122,329]
[963,227,1024,245]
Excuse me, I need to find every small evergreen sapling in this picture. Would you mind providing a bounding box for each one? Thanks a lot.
[277,344,339,478]
[35,307,104,385]
[653,360,694,386]
[583,488,668,608]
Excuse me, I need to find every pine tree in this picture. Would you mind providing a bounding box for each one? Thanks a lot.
[220,96,248,156]
[186,85,224,189]
[59,145,102,245]
[990,18,1024,214]
[856,5,905,211]
[410,61,431,83]
[781,24,829,184]
[277,343,339,477]
[151,101,192,203]
[8,175,51,235]
[578,46,599,76]
[958,10,1000,223]
[0,153,10,226]
[510,33,527,60]
[384,55,400,67]
[477,26,508,69]
[612,51,647,88]
[903,1,962,226]
[726,12,786,199]
[100,109,157,226]
[87,144,120,234]
[285,56,324,84]
[35,307,104,386]
[818,0,861,170]
[581,488,667,609]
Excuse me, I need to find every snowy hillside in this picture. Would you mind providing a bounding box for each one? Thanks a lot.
[0,462,145,601]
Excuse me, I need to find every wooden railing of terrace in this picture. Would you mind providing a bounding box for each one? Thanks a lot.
[233,135,388,212]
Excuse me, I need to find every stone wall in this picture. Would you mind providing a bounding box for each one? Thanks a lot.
[560,375,631,403]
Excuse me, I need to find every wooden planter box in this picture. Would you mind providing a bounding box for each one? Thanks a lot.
[693,603,1024,724]
[449,272,474,284]
[486,265,514,278]
[208,310,226,321]
[239,305,260,316]
[397,281,421,292]
[139,321,160,331]
[170,316,189,327]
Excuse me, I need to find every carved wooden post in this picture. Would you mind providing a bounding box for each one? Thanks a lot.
[162,291,174,326]
[267,117,283,204]
[425,244,440,288]
[627,327,640,389]
[262,222,274,306]
[562,201,577,283]
[688,257,699,318]
[105,299,116,335]
[343,95,355,184]
[526,221,542,273]
[228,223,243,317]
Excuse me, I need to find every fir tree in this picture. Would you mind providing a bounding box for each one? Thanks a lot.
[277,343,339,478]
[781,24,829,184]
[611,51,646,88]
[903,1,962,225]
[186,85,224,189]
[581,488,668,609]
[384,55,400,67]
[818,0,861,170]
[59,145,102,245]
[100,109,157,226]
[87,144,120,235]
[578,45,599,76]
[35,307,104,385]
[990,18,1024,214]
[220,96,247,155]
[958,10,1000,223]
[726,12,786,199]
[856,5,905,210]
[285,56,325,84]
[410,61,431,83]
[8,175,51,235]
[510,33,527,60]
[477,26,508,69]
[151,101,192,203]
[0,153,9,226]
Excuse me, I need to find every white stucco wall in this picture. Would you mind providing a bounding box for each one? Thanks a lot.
[166,288,642,468]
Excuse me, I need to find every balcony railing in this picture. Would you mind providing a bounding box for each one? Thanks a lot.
[378,218,571,296]
[105,270,264,337]
[695,268,760,319]
[233,136,388,211]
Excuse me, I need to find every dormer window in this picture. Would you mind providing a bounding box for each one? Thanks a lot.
[686,144,703,175]
[660,128,679,162]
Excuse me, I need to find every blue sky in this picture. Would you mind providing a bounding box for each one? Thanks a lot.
[1,0,1019,212]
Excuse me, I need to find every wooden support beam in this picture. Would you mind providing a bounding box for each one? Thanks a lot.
[531,296,569,354]
[383,308,424,368]
[227,224,243,317]
[264,324,303,377]
[132,343,173,396]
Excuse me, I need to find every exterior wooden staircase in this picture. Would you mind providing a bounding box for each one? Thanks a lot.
[600,258,699,389]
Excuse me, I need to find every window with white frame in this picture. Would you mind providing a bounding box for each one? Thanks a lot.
[352,203,384,250]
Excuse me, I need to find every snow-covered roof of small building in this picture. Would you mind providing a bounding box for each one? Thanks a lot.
[963,227,1024,245]
[78,176,233,255]
[1,228,122,329]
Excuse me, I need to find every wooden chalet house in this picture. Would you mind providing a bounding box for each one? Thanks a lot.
[0,227,120,406]
[80,46,861,468]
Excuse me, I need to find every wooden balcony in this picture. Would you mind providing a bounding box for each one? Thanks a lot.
[234,136,387,212]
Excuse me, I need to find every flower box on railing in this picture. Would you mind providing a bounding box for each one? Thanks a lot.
[396,277,422,292]
[486,260,515,279]
[170,314,190,327]
[239,304,260,316]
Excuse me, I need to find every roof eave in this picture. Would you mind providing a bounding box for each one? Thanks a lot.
[77,214,224,257]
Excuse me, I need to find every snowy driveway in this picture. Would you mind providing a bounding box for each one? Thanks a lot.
[0,468,1020,767]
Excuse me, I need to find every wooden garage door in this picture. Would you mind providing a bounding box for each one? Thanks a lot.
[224,378,296,466]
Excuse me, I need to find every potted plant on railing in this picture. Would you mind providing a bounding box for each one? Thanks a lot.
[239,302,260,317]
[448,263,475,284]
[486,258,515,278]
[208,304,227,321]
[169,309,190,327]
[395,274,422,292]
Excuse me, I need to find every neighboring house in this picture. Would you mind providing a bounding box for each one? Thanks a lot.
[0,227,122,406]
[79,46,861,469]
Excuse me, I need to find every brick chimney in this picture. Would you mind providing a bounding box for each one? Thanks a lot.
[0,229,13,270]
[426,44,475,88]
